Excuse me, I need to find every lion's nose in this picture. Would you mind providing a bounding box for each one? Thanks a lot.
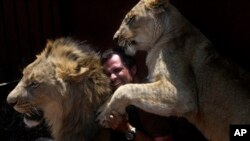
[7,95,17,107]
[6,93,17,106]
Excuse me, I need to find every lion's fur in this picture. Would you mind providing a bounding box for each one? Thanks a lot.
[7,38,112,141]
[97,0,250,141]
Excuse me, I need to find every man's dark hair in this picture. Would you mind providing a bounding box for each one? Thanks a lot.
[101,48,136,69]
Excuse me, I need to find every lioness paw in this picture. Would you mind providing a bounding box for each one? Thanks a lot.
[96,102,112,128]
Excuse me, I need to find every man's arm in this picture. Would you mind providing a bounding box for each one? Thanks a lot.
[108,111,173,141]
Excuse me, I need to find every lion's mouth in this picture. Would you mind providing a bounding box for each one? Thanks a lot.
[13,104,45,127]
[23,109,44,128]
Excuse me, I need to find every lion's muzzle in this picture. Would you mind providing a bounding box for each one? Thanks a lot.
[7,90,19,107]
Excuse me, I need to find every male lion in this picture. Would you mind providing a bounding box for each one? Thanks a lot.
[7,38,112,141]
[97,0,250,141]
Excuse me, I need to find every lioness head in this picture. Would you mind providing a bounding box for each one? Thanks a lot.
[6,38,111,133]
[113,0,186,55]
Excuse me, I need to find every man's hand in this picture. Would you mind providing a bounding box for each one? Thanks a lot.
[108,111,134,133]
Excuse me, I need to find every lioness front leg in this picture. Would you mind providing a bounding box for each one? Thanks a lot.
[97,77,192,127]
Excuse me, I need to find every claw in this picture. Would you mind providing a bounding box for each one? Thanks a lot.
[96,109,111,128]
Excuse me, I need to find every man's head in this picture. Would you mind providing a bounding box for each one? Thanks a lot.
[101,48,137,90]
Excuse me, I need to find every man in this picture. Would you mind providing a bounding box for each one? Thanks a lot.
[101,48,174,141]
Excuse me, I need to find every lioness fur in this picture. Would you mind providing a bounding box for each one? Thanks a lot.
[7,38,112,141]
[97,0,250,141]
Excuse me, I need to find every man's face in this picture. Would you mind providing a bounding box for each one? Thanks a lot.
[103,54,134,90]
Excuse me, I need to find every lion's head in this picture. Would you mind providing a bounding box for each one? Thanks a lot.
[113,0,186,55]
[7,38,111,141]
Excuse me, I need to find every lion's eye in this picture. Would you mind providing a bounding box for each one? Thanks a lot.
[126,16,135,25]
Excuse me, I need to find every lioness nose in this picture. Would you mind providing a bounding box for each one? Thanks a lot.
[113,32,120,43]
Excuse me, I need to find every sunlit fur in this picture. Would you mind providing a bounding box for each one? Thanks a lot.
[7,38,112,141]
[98,0,250,141]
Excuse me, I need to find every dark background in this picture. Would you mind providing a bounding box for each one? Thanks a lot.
[0,0,250,140]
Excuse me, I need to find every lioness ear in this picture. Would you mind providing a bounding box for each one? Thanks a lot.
[143,0,170,9]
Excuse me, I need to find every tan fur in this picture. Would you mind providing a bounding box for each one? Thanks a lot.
[7,38,112,141]
[97,0,250,141]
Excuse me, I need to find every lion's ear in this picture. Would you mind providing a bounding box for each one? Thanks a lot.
[55,61,89,82]
[70,67,89,78]
[143,0,169,10]
[42,39,54,58]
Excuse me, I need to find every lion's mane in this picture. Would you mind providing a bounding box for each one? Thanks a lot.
[7,38,112,141]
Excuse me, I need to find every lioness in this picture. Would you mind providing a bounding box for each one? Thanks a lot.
[7,38,112,141]
[97,0,250,141]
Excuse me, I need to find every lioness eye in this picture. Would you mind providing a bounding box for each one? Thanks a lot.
[30,81,39,88]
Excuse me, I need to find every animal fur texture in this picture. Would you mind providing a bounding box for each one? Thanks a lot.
[7,38,112,141]
[97,0,250,141]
